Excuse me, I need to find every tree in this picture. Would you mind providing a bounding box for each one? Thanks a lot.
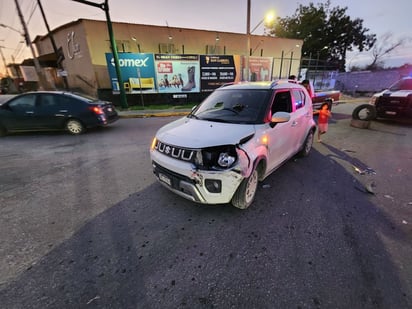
[366,33,408,70]
[268,0,376,71]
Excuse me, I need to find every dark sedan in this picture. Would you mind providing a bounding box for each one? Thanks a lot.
[0,91,118,136]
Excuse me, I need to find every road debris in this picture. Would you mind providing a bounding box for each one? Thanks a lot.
[352,165,376,175]
[86,295,100,305]
[365,182,375,194]
[342,149,356,153]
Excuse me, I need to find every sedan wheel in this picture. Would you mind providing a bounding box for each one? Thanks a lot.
[232,168,259,209]
[66,119,85,135]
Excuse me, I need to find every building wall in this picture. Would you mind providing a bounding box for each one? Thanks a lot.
[35,19,303,96]
[336,65,412,95]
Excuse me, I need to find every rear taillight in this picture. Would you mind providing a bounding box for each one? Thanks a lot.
[90,106,104,115]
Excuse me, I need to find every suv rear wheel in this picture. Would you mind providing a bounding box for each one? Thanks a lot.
[232,167,258,209]
[298,130,314,157]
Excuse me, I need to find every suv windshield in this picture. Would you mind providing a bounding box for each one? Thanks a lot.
[389,78,412,91]
[191,89,271,124]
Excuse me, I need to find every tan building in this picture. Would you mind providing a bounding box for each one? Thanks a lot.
[32,19,302,99]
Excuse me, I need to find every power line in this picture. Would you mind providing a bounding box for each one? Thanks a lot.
[27,1,39,25]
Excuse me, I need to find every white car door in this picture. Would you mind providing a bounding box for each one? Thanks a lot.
[290,88,312,152]
[265,90,298,172]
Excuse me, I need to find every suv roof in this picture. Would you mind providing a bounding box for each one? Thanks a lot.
[219,79,303,90]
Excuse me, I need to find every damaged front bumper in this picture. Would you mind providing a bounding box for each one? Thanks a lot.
[151,150,249,205]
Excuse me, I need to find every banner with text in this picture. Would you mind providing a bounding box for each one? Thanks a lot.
[199,55,241,92]
[105,53,156,93]
[154,54,200,93]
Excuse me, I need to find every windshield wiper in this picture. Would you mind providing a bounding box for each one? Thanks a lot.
[201,118,233,123]
[187,113,199,119]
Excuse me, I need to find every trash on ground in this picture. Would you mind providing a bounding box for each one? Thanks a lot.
[262,184,271,189]
[402,220,408,225]
[342,149,356,153]
[352,165,376,175]
[365,182,375,194]
[384,194,394,200]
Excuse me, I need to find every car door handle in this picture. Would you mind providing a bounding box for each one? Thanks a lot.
[25,111,34,115]
[291,121,298,127]
[59,110,68,113]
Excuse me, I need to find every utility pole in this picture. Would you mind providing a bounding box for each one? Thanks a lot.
[0,45,10,76]
[37,0,69,90]
[71,0,128,108]
[14,0,49,90]
[245,0,251,81]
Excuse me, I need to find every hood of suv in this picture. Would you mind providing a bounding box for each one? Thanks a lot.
[156,117,256,148]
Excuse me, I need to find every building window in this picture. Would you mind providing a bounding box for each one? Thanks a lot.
[205,45,222,55]
[158,43,175,54]
[107,40,132,53]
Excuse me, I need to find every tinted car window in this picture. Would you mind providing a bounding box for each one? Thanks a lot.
[292,89,305,109]
[39,94,60,109]
[271,91,292,114]
[9,94,36,111]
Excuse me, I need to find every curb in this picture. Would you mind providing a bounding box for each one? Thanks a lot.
[118,110,190,118]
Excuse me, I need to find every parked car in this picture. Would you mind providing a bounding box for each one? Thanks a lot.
[0,91,118,136]
[369,76,412,119]
[300,79,340,110]
[150,80,317,209]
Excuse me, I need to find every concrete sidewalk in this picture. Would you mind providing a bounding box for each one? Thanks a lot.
[117,97,369,119]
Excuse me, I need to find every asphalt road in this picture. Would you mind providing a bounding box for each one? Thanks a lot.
[0,102,411,308]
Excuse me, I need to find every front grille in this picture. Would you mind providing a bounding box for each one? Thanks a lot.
[378,96,410,107]
[155,140,198,163]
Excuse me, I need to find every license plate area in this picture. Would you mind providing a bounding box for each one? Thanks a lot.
[159,173,172,186]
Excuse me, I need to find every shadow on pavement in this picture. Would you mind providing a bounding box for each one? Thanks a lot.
[0,149,411,309]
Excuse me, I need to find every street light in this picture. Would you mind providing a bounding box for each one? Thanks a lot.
[245,0,275,81]
[72,0,128,109]
[131,36,141,53]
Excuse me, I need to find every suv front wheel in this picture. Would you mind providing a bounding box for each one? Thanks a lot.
[231,167,259,209]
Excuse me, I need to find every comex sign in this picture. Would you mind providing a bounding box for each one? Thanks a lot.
[110,57,150,67]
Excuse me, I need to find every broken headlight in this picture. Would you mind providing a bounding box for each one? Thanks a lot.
[195,145,237,169]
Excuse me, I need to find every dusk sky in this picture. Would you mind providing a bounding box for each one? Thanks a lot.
[0,0,411,75]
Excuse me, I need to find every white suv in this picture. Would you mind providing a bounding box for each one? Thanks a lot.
[150,80,316,209]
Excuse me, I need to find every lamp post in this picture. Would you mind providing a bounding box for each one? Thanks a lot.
[37,0,69,90]
[131,37,141,53]
[72,0,128,109]
[245,0,275,81]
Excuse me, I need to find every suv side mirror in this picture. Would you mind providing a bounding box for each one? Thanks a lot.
[270,111,290,128]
